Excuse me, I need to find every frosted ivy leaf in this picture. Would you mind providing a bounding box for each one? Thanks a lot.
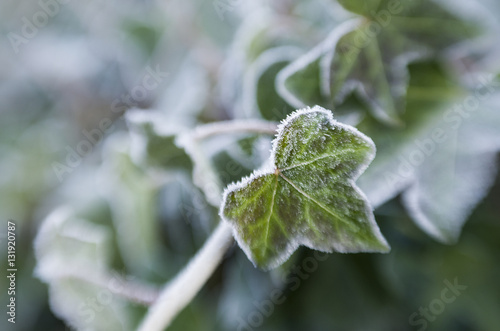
[126,110,193,171]
[221,106,389,270]
[219,8,323,119]
[277,0,478,125]
[243,46,301,120]
[34,207,134,331]
[358,65,500,242]
[100,133,161,277]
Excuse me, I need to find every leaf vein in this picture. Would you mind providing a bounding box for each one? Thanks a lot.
[279,172,353,230]
[279,148,355,171]
[264,174,279,248]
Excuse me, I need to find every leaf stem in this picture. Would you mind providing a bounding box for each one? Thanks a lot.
[137,221,234,331]
[189,119,278,141]
[55,270,160,305]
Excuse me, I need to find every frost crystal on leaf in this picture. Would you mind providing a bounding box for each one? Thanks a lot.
[220,106,389,270]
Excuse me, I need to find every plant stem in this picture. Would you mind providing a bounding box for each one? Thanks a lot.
[177,119,277,206]
[190,119,278,141]
[57,270,160,305]
[138,118,277,330]
[137,222,234,331]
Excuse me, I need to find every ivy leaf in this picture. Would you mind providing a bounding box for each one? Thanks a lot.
[126,110,193,172]
[277,0,478,125]
[357,63,500,242]
[219,8,326,119]
[34,207,135,331]
[100,134,161,277]
[336,0,381,16]
[243,47,300,121]
[221,106,389,270]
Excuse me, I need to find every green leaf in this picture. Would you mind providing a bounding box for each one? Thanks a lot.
[126,110,193,172]
[220,10,320,118]
[243,47,300,121]
[358,62,500,242]
[34,207,136,331]
[221,106,389,270]
[101,133,161,277]
[336,0,381,16]
[278,0,479,125]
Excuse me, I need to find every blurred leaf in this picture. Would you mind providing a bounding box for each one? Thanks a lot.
[154,56,209,126]
[211,133,272,188]
[219,10,312,118]
[358,63,500,242]
[212,151,254,188]
[243,47,300,121]
[221,107,389,269]
[337,0,381,16]
[100,134,161,278]
[158,175,215,254]
[127,110,194,172]
[122,20,162,57]
[34,207,135,331]
[278,0,478,125]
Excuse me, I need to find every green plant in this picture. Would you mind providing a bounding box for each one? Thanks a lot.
[27,0,500,330]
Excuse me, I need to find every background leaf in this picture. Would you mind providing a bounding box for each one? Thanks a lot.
[278,0,478,125]
[358,63,500,242]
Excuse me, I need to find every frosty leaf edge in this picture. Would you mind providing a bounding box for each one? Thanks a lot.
[220,105,390,270]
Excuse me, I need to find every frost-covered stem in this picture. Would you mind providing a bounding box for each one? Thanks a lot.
[190,119,278,141]
[137,222,234,331]
[57,270,159,305]
[139,119,277,330]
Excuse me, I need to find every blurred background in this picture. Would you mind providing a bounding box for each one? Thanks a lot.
[0,0,499,330]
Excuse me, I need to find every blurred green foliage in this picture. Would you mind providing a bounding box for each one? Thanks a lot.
[0,0,499,330]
